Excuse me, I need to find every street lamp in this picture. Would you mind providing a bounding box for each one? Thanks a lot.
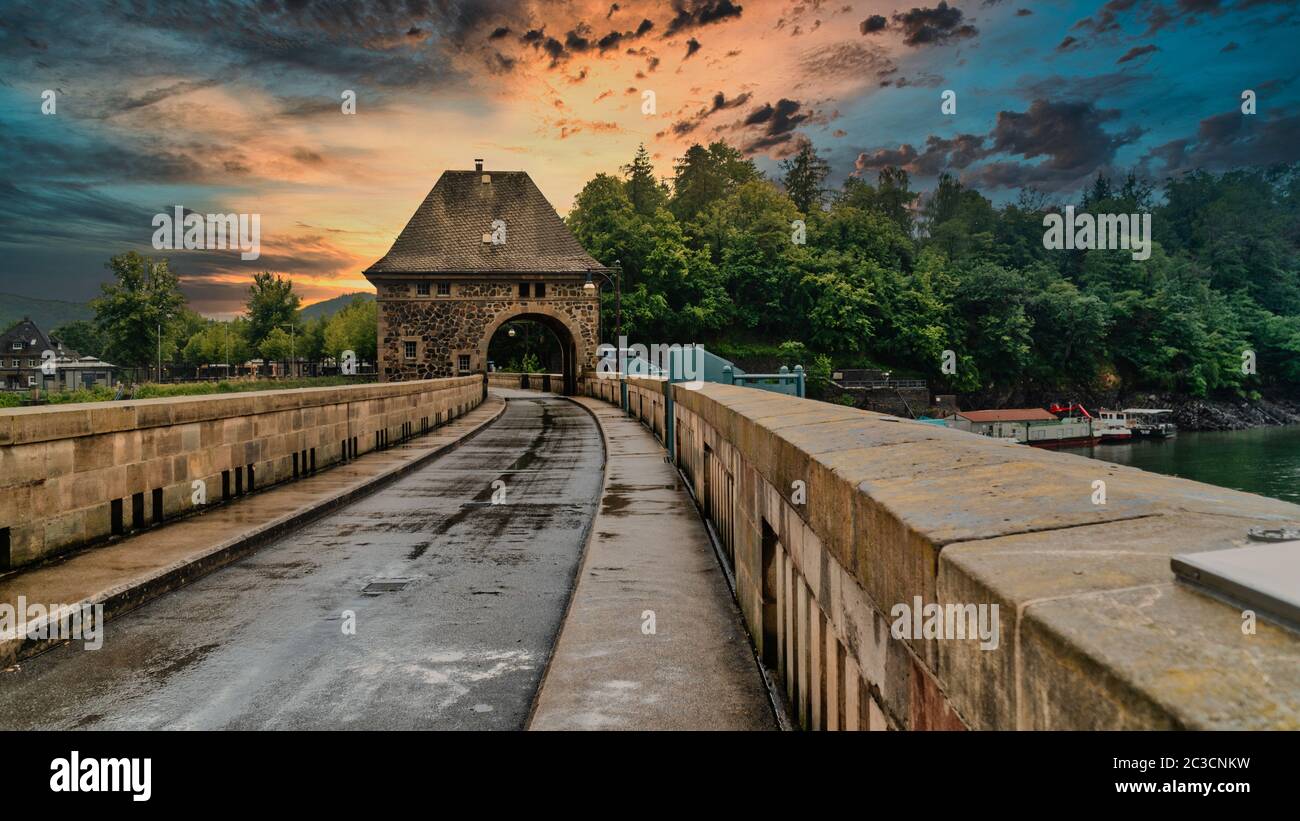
[584,259,622,346]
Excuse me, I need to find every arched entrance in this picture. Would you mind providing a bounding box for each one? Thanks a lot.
[480,309,583,395]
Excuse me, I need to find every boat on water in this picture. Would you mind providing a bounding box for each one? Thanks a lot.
[946,407,1100,448]
[1122,408,1177,438]
[1095,408,1134,442]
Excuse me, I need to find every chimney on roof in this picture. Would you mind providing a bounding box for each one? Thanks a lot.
[474,158,483,172]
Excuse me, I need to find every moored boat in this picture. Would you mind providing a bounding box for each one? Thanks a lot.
[1122,408,1177,438]
[1096,408,1134,442]
[947,407,1100,448]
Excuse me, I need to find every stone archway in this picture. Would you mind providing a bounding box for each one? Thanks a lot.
[480,305,589,395]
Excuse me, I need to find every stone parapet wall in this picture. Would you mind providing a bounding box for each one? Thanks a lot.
[0,377,483,570]
[583,376,1300,730]
[487,372,563,390]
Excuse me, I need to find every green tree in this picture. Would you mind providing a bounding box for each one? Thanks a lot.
[323,297,377,363]
[670,141,760,222]
[260,326,296,362]
[182,319,252,367]
[50,320,106,358]
[246,272,301,350]
[91,252,188,372]
[780,137,831,214]
[622,143,668,217]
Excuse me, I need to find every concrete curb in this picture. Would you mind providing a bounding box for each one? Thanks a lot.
[523,393,608,731]
[0,396,507,667]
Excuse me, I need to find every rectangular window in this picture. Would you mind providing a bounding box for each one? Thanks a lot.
[437,282,451,296]
[10,342,21,350]
[416,282,430,296]
[27,359,37,368]
[519,282,530,298]
[404,341,417,360]
[27,376,35,387]
[458,354,470,374]
[534,282,546,298]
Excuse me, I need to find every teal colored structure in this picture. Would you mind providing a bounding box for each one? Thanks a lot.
[720,363,805,398]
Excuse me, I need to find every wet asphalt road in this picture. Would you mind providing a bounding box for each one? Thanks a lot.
[0,395,603,730]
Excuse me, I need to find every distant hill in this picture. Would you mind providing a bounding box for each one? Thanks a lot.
[299,292,374,321]
[0,292,94,333]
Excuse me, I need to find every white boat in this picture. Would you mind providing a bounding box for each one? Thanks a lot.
[1096,408,1133,442]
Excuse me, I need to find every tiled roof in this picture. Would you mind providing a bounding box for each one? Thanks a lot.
[363,169,607,276]
[956,408,1059,422]
[1,318,55,352]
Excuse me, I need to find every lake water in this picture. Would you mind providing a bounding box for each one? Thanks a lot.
[1060,425,1300,505]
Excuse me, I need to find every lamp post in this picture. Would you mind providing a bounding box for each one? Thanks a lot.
[584,259,622,347]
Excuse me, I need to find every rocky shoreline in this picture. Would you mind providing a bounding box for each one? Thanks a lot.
[1131,395,1300,432]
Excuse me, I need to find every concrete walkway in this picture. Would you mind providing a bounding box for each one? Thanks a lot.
[0,394,505,667]
[0,393,601,730]
[529,396,776,730]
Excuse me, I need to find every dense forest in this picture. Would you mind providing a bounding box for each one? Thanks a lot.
[566,141,1300,403]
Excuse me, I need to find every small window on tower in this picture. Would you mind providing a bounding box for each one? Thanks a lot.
[519,282,530,298]
[404,341,417,360]
[437,282,451,296]
[534,282,546,298]
[416,283,430,296]
[458,354,470,374]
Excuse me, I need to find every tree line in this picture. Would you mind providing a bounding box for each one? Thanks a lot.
[52,253,377,379]
[566,141,1300,399]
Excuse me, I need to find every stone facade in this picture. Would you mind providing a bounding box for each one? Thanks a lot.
[374,278,599,392]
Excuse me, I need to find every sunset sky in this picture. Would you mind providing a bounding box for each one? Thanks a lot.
[1,0,1297,316]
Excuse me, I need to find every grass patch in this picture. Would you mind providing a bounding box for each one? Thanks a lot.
[2,375,379,407]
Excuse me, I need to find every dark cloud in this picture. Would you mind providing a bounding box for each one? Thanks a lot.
[854,145,918,174]
[987,99,1143,173]
[489,27,511,40]
[684,38,702,58]
[664,0,744,37]
[565,26,593,53]
[291,147,324,165]
[1116,44,1158,62]
[892,2,978,47]
[852,98,1145,192]
[520,28,570,66]
[1145,110,1300,175]
[0,0,489,96]
[1056,36,1081,52]
[93,79,223,119]
[1071,0,1140,34]
[1016,8,1033,16]
[665,90,753,136]
[860,15,887,34]
[853,133,987,177]
[741,98,812,152]
[596,19,654,52]
[1071,0,1274,38]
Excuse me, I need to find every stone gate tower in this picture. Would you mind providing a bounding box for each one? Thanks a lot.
[363,161,609,395]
